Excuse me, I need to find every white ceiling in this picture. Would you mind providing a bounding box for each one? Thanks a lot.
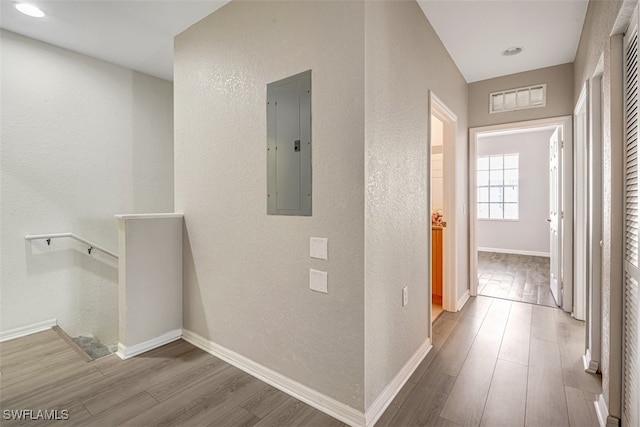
[1,0,589,83]
[0,0,229,81]
[418,0,589,83]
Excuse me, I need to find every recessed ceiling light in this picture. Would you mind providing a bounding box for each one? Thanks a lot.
[502,46,524,57]
[14,3,45,18]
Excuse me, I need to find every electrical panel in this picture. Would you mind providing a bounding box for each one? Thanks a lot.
[267,70,312,216]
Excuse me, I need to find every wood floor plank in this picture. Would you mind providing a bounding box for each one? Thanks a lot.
[241,385,296,418]
[253,399,319,427]
[81,345,212,414]
[564,386,600,427]
[80,392,158,426]
[555,310,602,395]
[125,366,269,426]
[384,369,456,426]
[208,406,261,427]
[439,299,510,426]
[374,379,418,426]
[526,338,569,427]
[531,304,558,343]
[480,359,528,426]
[498,301,532,366]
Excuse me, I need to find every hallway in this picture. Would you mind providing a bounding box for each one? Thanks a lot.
[377,296,600,426]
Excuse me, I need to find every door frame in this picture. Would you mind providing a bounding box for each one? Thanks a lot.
[574,84,588,320]
[469,116,573,310]
[429,91,458,313]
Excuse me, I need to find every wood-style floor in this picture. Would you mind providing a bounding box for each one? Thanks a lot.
[477,251,556,308]
[0,331,345,426]
[377,296,601,426]
[1,296,600,427]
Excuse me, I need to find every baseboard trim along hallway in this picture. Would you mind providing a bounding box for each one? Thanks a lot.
[365,339,432,426]
[0,319,57,343]
[181,329,366,427]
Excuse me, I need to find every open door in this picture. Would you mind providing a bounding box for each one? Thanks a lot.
[549,127,562,306]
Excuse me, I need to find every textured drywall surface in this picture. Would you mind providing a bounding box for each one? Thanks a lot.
[573,0,624,418]
[0,30,174,345]
[469,63,574,128]
[175,1,365,410]
[364,1,468,408]
[476,129,553,254]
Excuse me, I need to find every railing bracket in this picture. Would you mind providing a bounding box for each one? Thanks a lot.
[46,239,51,246]
[88,247,93,255]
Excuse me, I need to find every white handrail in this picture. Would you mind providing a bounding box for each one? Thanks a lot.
[25,233,118,259]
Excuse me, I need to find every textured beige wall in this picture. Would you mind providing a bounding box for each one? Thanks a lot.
[1,30,174,346]
[468,63,574,128]
[175,1,365,411]
[572,0,625,420]
[364,1,468,409]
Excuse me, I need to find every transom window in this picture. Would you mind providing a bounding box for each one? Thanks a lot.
[477,154,519,220]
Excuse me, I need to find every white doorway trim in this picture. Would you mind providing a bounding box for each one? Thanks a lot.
[583,55,604,374]
[574,83,589,321]
[429,91,458,313]
[469,116,573,308]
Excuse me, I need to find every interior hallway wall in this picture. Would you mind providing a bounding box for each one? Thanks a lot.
[573,0,626,420]
[0,30,174,345]
[174,1,366,411]
[364,1,468,409]
[476,129,553,255]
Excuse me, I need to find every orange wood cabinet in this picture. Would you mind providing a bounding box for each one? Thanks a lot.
[432,227,443,304]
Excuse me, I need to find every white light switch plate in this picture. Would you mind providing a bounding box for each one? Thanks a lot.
[310,237,328,260]
[310,269,328,294]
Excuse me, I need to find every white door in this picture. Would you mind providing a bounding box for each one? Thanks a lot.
[624,10,640,426]
[549,128,562,306]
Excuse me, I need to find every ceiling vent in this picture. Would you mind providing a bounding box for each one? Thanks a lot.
[489,84,546,114]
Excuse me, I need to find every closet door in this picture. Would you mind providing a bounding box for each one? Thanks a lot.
[624,8,640,426]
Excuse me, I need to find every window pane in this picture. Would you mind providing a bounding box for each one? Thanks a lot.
[478,171,489,186]
[504,154,518,169]
[489,187,503,202]
[504,203,519,219]
[478,187,489,202]
[478,203,489,219]
[504,186,518,203]
[504,91,516,110]
[492,93,504,111]
[489,203,503,219]
[490,156,503,170]
[516,89,530,108]
[490,170,503,185]
[477,156,489,171]
[504,169,518,185]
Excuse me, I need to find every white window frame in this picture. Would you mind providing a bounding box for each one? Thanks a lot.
[477,153,519,221]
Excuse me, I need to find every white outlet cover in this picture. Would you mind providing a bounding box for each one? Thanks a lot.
[402,286,408,306]
[310,269,328,294]
[310,237,328,260]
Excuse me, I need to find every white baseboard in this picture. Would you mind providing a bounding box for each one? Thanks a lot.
[182,329,365,427]
[594,393,621,427]
[116,328,182,360]
[365,339,432,426]
[457,290,470,311]
[0,319,57,342]
[582,349,600,374]
[478,247,550,257]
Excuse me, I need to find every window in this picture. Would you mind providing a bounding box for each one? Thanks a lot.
[490,84,546,114]
[477,154,519,220]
